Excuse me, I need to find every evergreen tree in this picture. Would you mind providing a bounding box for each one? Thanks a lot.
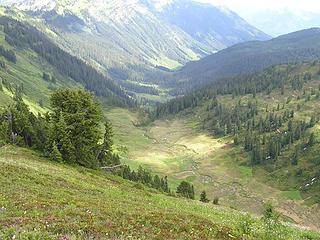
[176,181,194,199]
[308,133,315,146]
[52,114,75,164]
[50,142,63,163]
[291,146,299,166]
[200,190,209,203]
[98,119,115,166]
[153,175,161,190]
[50,89,102,168]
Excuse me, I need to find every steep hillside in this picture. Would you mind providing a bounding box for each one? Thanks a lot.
[0,0,268,95]
[0,15,133,108]
[150,0,269,48]
[156,62,320,210]
[1,145,319,239]
[175,28,320,93]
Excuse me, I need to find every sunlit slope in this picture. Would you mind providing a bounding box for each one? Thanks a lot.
[0,145,319,239]
[0,19,81,111]
[0,15,133,110]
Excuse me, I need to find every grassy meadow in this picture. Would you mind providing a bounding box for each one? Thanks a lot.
[1,145,319,239]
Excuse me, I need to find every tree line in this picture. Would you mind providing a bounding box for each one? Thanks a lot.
[154,64,315,118]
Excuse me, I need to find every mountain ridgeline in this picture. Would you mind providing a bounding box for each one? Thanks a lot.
[0,0,269,95]
[150,0,269,48]
[172,28,320,94]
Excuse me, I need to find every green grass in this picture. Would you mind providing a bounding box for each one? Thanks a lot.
[0,145,319,239]
[0,22,82,110]
[106,107,320,231]
[239,166,253,179]
[281,191,303,201]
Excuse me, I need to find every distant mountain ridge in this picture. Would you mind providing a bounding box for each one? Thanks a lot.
[175,27,320,93]
[151,0,269,48]
[245,8,320,37]
[0,0,269,89]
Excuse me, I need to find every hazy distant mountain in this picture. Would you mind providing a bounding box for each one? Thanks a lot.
[245,9,320,37]
[0,0,269,85]
[149,0,269,47]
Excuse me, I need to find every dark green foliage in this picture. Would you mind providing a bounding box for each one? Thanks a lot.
[176,181,195,199]
[50,113,76,164]
[43,72,51,81]
[0,89,122,169]
[0,60,6,69]
[212,197,219,205]
[43,72,57,84]
[200,190,209,203]
[98,119,118,166]
[234,135,240,145]
[0,45,16,63]
[308,133,316,146]
[50,142,63,163]
[51,75,57,84]
[0,93,49,149]
[291,146,299,166]
[49,89,102,168]
[121,165,170,193]
[249,118,314,165]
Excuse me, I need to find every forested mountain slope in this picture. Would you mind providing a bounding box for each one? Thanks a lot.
[0,15,133,109]
[0,0,268,94]
[156,61,320,207]
[175,28,320,93]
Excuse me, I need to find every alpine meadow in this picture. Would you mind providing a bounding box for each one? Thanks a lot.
[0,0,320,239]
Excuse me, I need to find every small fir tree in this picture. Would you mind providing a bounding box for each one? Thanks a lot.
[200,191,209,203]
[51,142,63,163]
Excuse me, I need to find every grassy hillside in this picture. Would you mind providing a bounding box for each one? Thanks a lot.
[0,14,135,110]
[0,22,82,111]
[0,145,319,239]
[180,62,320,206]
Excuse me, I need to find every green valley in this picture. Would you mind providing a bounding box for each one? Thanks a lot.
[0,1,319,239]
